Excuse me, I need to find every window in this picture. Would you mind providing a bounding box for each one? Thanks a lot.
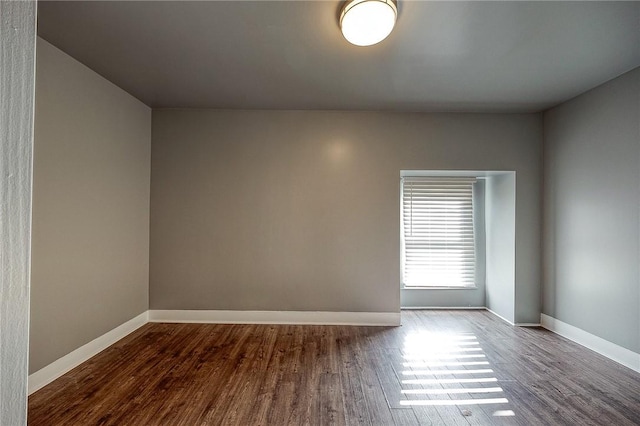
[401,177,476,288]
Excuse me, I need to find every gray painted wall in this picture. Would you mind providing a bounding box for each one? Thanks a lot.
[543,67,640,352]
[151,110,542,320]
[0,2,36,424]
[29,39,151,373]
[485,173,516,323]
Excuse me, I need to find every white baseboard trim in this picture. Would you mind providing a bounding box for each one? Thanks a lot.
[148,310,401,326]
[487,310,540,327]
[540,313,640,373]
[485,308,515,326]
[484,308,541,327]
[401,306,485,310]
[514,322,541,327]
[28,311,149,395]
[28,309,398,394]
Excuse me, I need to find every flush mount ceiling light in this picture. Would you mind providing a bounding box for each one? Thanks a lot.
[340,0,398,47]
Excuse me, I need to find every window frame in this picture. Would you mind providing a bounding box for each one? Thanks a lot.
[400,176,478,290]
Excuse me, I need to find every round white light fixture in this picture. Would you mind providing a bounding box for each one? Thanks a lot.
[340,0,398,47]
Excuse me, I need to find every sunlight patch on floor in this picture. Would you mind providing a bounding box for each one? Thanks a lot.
[400,331,513,416]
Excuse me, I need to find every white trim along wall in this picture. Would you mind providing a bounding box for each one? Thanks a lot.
[28,310,400,394]
[28,312,149,394]
[29,309,640,396]
[541,314,640,373]
[148,310,400,326]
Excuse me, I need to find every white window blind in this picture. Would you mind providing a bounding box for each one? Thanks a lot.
[401,177,476,288]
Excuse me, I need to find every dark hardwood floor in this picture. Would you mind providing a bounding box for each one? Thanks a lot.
[28,310,640,425]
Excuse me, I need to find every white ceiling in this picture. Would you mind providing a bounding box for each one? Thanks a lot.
[37,1,640,112]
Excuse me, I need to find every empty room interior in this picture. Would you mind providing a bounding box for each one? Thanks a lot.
[3,0,640,425]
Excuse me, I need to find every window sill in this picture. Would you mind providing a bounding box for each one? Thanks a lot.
[402,286,479,290]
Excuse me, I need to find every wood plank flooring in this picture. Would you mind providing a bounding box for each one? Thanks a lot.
[28,310,640,425]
